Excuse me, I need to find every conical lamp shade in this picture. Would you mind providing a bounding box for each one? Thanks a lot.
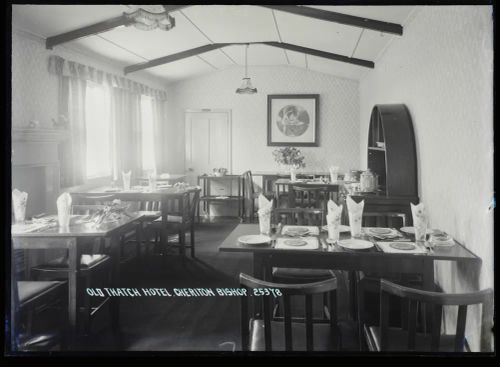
[236,78,257,94]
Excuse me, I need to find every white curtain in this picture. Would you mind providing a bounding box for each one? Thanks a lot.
[151,98,166,173]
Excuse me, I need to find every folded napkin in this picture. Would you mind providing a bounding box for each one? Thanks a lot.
[411,203,428,240]
[275,237,319,250]
[257,194,273,235]
[347,196,364,237]
[329,166,340,182]
[12,189,28,222]
[56,192,72,227]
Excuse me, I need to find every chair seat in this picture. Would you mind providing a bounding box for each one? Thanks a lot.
[365,325,462,352]
[18,281,65,306]
[153,215,184,224]
[272,268,336,283]
[138,210,161,219]
[250,319,337,351]
[17,333,60,351]
[32,254,110,270]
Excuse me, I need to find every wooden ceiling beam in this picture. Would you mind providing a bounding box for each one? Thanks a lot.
[45,5,191,49]
[261,5,403,36]
[124,42,374,74]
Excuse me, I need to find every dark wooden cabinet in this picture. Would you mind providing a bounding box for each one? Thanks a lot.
[352,104,419,225]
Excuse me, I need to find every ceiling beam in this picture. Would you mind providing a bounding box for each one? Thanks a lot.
[124,42,374,74]
[124,43,233,74]
[45,5,191,49]
[261,5,403,36]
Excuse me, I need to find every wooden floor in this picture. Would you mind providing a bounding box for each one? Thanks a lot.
[73,218,358,351]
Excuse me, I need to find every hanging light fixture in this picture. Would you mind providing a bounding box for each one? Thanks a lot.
[236,44,257,94]
[125,5,175,31]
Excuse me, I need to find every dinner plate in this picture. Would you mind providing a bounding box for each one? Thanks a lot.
[283,227,310,236]
[322,225,350,233]
[238,235,271,246]
[368,227,393,235]
[283,239,308,247]
[390,242,416,251]
[338,239,374,251]
[400,227,434,235]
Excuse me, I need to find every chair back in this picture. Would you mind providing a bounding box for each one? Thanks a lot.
[242,171,255,217]
[272,208,325,226]
[362,212,407,228]
[239,273,337,351]
[185,188,201,224]
[379,279,494,352]
[289,183,340,212]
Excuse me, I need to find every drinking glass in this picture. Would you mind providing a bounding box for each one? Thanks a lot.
[414,221,428,243]
[349,212,362,238]
[258,212,271,235]
[58,208,71,228]
[13,202,27,223]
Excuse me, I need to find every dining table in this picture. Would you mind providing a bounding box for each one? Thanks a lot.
[218,223,481,322]
[70,185,199,254]
[136,173,186,185]
[252,171,330,196]
[11,211,144,343]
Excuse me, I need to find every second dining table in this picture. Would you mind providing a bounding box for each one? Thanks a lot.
[70,184,199,252]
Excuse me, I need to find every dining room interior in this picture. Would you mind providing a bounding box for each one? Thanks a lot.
[6,3,495,355]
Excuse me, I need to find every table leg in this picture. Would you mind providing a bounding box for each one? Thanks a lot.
[107,236,121,333]
[67,238,80,341]
[421,260,435,334]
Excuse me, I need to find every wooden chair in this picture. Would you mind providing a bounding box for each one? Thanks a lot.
[362,211,407,228]
[289,183,340,213]
[30,205,113,336]
[10,250,67,351]
[242,170,261,222]
[240,273,341,351]
[363,279,493,352]
[146,188,201,257]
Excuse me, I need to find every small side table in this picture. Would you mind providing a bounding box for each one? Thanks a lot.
[197,175,245,221]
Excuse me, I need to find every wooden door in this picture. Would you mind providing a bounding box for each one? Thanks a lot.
[185,110,232,186]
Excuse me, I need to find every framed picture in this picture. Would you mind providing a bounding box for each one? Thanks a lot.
[267,94,319,147]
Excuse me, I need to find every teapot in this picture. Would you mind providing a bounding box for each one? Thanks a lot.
[360,169,378,192]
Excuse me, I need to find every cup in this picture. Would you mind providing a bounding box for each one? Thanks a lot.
[58,209,71,228]
[122,171,131,191]
[13,201,27,223]
[258,211,271,235]
[348,212,362,238]
[414,221,428,243]
[327,224,340,242]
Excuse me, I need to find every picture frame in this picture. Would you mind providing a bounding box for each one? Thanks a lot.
[267,94,319,147]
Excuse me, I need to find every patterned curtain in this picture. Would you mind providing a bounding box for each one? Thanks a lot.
[151,98,166,172]
[58,76,87,187]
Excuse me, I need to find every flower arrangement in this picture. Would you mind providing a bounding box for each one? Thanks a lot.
[272,147,306,169]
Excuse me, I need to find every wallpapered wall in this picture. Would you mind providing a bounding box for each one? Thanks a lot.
[359,6,494,351]
[11,29,167,130]
[165,66,360,176]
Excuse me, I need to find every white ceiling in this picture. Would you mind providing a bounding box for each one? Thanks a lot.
[12,5,416,84]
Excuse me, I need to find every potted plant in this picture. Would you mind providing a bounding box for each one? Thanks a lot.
[272,147,306,181]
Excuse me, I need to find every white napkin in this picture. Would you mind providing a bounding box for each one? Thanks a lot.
[160,173,171,179]
[12,189,28,222]
[327,199,342,216]
[347,196,364,237]
[122,170,131,190]
[329,166,340,182]
[56,192,72,227]
[411,203,428,240]
[257,194,273,235]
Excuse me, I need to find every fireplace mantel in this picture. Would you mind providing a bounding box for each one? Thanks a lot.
[12,128,69,143]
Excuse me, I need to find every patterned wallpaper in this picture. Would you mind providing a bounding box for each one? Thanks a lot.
[11,30,167,129]
[359,6,493,351]
[166,65,360,176]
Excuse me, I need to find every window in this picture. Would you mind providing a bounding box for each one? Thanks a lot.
[85,82,112,179]
[141,95,156,173]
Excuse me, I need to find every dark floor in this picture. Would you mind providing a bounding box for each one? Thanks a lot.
[72,218,358,351]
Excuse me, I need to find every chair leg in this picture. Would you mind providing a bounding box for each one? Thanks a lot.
[84,274,92,336]
[356,274,365,351]
[190,226,195,258]
[179,231,186,256]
